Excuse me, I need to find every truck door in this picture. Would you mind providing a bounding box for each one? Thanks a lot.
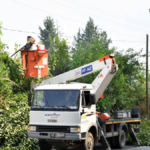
[81,91,96,113]
[81,90,96,133]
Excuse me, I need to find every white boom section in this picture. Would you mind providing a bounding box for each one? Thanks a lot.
[92,64,117,102]
[40,55,118,103]
[41,59,115,84]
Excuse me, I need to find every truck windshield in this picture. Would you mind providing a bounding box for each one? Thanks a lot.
[31,90,80,110]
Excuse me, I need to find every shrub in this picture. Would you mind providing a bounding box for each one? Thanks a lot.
[137,116,150,146]
[0,93,39,150]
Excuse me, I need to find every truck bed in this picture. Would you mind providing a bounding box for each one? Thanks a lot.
[105,117,141,124]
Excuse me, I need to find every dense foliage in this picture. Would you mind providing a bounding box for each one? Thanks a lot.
[0,51,32,93]
[0,16,149,149]
[0,22,39,149]
[137,116,150,146]
[0,93,39,150]
[48,36,70,76]
[70,38,145,111]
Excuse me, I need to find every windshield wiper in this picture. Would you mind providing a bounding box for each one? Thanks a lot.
[32,105,45,108]
[32,105,58,109]
[44,106,58,109]
[56,105,72,109]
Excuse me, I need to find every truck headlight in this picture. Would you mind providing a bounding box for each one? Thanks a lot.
[29,126,36,131]
[70,127,80,133]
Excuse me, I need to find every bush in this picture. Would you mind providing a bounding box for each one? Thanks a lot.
[137,116,150,146]
[0,93,39,150]
[126,116,150,146]
[0,34,39,149]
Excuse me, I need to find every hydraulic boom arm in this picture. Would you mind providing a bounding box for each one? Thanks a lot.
[40,54,118,103]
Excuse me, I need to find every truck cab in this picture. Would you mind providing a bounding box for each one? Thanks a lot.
[28,84,97,136]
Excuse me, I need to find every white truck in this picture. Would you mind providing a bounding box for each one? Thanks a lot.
[28,54,141,150]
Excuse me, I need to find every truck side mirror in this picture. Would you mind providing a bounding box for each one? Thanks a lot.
[28,91,32,106]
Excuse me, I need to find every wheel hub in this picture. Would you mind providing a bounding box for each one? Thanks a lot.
[87,137,93,150]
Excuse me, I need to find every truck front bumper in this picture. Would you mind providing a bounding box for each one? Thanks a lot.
[28,131,81,140]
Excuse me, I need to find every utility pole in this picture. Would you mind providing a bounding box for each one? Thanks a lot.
[146,34,149,118]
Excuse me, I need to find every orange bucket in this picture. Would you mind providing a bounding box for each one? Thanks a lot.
[21,45,48,77]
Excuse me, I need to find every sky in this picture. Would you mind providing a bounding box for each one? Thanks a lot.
[0,0,150,65]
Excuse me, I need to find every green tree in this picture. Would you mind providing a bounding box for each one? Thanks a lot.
[49,36,70,76]
[70,37,145,111]
[0,22,8,53]
[73,17,112,51]
[39,16,57,49]
[1,44,32,93]
[0,23,39,149]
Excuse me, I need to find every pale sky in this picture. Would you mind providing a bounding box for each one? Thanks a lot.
[0,0,150,64]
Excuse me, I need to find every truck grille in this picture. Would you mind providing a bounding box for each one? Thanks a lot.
[36,126,70,133]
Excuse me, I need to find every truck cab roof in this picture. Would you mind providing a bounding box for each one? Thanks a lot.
[35,83,94,91]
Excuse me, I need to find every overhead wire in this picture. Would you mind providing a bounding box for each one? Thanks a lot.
[10,0,84,24]
[139,0,150,5]
[133,42,146,48]
[2,27,39,34]
[63,0,150,27]
[43,0,150,32]
[124,0,149,9]
[9,0,145,39]
[112,40,145,42]
[1,27,146,43]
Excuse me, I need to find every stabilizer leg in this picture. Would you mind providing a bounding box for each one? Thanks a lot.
[100,130,111,150]
[128,124,140,146]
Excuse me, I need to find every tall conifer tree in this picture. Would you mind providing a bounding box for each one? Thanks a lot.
[73,17,112,51]
[39,16,57,49]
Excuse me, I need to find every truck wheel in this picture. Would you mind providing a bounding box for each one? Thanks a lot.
[39,139,52,150]
[117,130,126,148]
[81,132,94,150]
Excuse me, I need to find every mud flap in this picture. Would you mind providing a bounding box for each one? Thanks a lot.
[128,124,140,146]
[100,129,111,150]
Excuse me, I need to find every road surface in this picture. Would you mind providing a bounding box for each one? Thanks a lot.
[52,145,150,150]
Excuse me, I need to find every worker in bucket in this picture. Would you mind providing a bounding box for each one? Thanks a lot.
[20,36,35,51]
[11,36,35,57]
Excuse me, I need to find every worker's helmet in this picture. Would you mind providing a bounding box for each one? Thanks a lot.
[27,36,32,39]
[27,36,35,44]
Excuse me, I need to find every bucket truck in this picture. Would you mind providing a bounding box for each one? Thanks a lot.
[28,54,141,150]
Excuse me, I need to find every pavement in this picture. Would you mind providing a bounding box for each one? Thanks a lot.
[52,145,150,150]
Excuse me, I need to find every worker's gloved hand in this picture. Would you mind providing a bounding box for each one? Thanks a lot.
[20,47,25,51]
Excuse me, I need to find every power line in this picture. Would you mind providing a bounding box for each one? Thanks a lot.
[125,0,148,9]
[1,27,146,42]
[112,40,145,42]
[133,42,146,48]
[63,0,150,27]
[10,0,84,24]
[44,0,149,32]
[2,27,39,34]
[9,0,144,39]
[140,0,150,5]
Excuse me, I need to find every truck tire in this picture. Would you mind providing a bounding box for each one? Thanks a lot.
[39,139,52,150]
[117,130,126,148]
[81,132,94,150]
[109,130,126,148]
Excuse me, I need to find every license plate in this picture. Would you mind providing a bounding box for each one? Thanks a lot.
[50,133,65,138]
[48,119,57,123]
